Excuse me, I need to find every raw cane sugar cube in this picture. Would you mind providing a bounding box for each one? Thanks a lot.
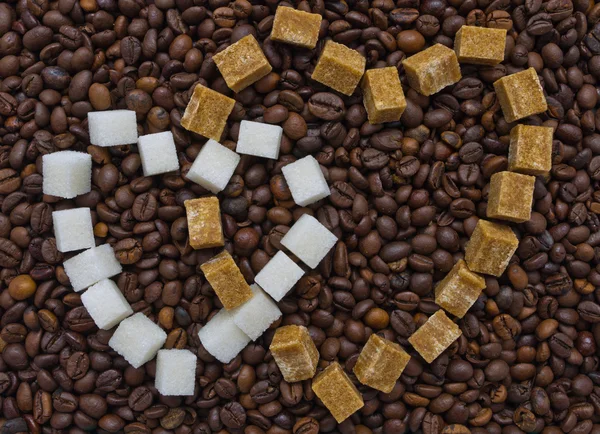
[63,244,123,292]
[353,334,410,393]
[402,44,461,96]
[52,207,95,253]
[487,171,535,223]
[509,124,553,175]
[137,131,179,177]
[81,279,133,330]
[200,250,253,310]
[155,349,197,396]
[271,7,322,49]
[311,41,366,96]
[184,197,224,249]
[454,26,507,65]
[255,251,304,301]
[42,151,92,199]
[88,110,138,147]
[361,67,407,124]
[435,260,486,318]
[408,310,462,363]
[198,309,251,363]
[181,85,235,141]
[465,219,519,277]
[282,155,330,206]
[270,325,319,382]
[281,214,337,269]
[109,313,167,368]
[312,362,364,423]
[187,140,240,194]
[236,120,282,159]
[213,35,272,92]
[493,68,547,123]
[231,285,282,340]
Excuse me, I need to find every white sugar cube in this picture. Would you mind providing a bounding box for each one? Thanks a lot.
[236,120,282,159]
[109,313,167,368]
[255,251,304,301]
[81,279,133,330]
[137,131,179,177]
[231,284,282,340]
[42,151,92,199]
[282,155,330,206]
[63,244,123,292]
[281,214,338,268]
[88,110,138,147]
[52,208,95,253]
[187,140,240,193]
[155,349,197,396]
[198,309,250,364]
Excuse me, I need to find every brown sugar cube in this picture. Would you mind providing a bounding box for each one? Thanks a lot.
[465,219,519,277]
[493,68,547,123]
[184,197,224,250]
[361,67,407,124]
[454,26,507,65]
[312,362,364,423]
[200,250,253,310]
[408,310,462,363]
[181,85,235,141]
[402,44,461,96]
[271,7,322,49]
[213,35,272,93]
[487,171,536,223]
[270,325,319,382]
[353,334,410,393]
[509,124,553,175]
[311,41,366,96]
[435,260,486,318]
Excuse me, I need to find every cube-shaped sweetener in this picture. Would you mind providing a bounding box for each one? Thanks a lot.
[402,44,461,96]
[408,310,462,363]
[138,131,179,177]
[63,244,123,292]
[198,309,251,363]
[493,68,547,123]
[282,155,330,206]
[312,362,364,423]
[487,171,535,223]
[109,313,167,368]
[271,7,322,49]
[42,151,92,199]
[200,250,253,310]
[362,67,407,124]
[231,285,281,340]
[509,124,553,175]
[270,325,319,382]
[435,260,485,318]
[181,85,235,141]
[187,140,240,193]
[81,279,133,330]
[454,26,507,65]
[213,35,272,92]
[155,349,197,396]
[88,110,138,147]
[52,207,95,253]
[236,120,282,160]
[184,197,224,249]
[312,41,366,96]
[281,214,337,269]
[255,251,304,301]
[465,219,518,277]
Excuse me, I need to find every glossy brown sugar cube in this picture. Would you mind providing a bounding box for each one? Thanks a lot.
[213,35,272,92]
[402,44,461,96]
[270,325,319,383]
[454,26,507,65]
[200,250,253,310]
[353,334,410,393]
[184,197,224,250]
[487,171,536,223]
[509,124,553,175]
[493,68,547,123]
[435,260,486,318]
[311,41,366,96]
[361,67,407,124]
[465,219,519,277]
[271,7,322,49]
[181,85,235,141]
[408,310,462,363]
[312,362,364,423]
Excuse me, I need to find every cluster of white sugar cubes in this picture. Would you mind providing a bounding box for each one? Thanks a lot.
[187,140,241,193]
[282,155,330,206]
[42,151,92,199]
[281,214,338,268]
[155,349,197,396]
[236,120,282,159]
[81,279,133,330]
[231,285,282,340]
[137,131,180,177]
[109,313,167,368]
[52,208,95,253]
[198,309,250,363]
[63,244,122,291]
[88,110,138,147]
[255,251,304,301]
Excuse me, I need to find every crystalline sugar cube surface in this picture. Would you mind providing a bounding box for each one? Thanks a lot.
[236,120,282,160]
[63,244,123,292]
[231,284,282,340]
[186,140,240,194]
[282,156,330,206]
[155,349,197,396]
[281,214,337,268]
[254,251,304,301]
[42,151,92,199]
[198,309,251,363]
[137,131,179,177]
[109,313,167,368]
[52,207,95,253]
[88,110,138,147]
[81,279,133,330]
